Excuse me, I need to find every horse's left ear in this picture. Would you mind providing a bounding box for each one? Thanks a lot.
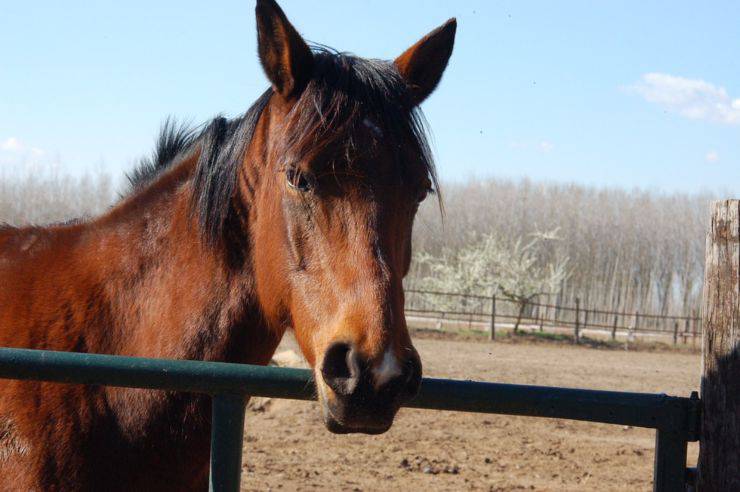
[255,0,314,99]
[394,18,457,106]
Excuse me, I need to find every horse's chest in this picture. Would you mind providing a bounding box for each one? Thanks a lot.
[96,389,213,486]
[13,387,213,491]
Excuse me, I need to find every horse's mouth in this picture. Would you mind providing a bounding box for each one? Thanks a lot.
[318,383,396,434]
[323,412,392,435]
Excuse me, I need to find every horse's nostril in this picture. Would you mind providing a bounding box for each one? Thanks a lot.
[321,342,360,396]
[404,357,422,398]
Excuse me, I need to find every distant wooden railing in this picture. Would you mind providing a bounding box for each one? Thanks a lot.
[404,288,702,345]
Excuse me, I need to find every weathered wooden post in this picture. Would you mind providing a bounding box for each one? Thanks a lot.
[574,297,581,344]
[583,306,589,340]
[633,310,640,348]
[673,321,679,347]
[698,199,740,491]
[612,314,618,341]
[489,295,496,341]
[684,318,690,345]
[692,308,699,349]
[538,299,544,332]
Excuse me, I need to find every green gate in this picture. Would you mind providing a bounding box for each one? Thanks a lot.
[0,347,700,491]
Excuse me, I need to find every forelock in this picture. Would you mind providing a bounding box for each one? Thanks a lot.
[278,49,437,185]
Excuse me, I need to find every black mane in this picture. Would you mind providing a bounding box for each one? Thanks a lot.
[126,118,199,192]
[125,48,437,245]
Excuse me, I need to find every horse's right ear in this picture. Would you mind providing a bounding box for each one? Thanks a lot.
[394,18,457,106]
[255,0,314,99]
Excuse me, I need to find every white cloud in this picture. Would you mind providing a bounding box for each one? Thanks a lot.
[0,137,23,152]
[0,137,52,171]
[630,73,740,125]
[705,150,719,163]
[539,140,554,153]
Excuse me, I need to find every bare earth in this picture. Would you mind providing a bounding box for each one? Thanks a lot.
[240,333,700,491]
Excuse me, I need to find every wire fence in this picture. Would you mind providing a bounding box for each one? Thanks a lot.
[404,289,702,346]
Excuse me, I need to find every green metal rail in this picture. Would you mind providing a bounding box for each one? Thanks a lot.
[0,347,700,491]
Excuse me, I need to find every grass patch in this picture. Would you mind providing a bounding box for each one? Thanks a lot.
[508,330,571,343]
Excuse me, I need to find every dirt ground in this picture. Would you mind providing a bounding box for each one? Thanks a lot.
[240,332,700,491]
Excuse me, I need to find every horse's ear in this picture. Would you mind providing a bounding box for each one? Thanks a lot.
[394,18,457,106]
[255,0,313,99]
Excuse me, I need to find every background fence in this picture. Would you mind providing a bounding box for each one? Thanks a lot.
[405,289,702,345]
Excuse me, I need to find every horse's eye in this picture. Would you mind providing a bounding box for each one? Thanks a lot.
[286,168,313,192]
[416,187,432,203]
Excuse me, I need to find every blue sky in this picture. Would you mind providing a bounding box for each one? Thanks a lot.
[1,1,739,194]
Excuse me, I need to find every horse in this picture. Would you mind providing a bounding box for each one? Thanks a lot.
[0,0,456,489]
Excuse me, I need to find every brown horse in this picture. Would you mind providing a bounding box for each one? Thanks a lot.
[0,1,455,489]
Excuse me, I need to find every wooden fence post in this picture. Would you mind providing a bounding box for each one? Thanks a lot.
[698,199,740,491]
[538,300,544,332]
[489,295,496,341]
[683,318,690,345]
[692,308,699,349]
[574,298,580,344]
[673,321,678,347]
[583,306,589,340]
[612,314,618,341]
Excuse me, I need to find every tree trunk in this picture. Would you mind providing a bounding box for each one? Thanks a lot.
[513,301,527,334]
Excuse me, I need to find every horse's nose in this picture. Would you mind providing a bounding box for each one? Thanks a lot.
[321,342,361,396]
[320,342,421,399]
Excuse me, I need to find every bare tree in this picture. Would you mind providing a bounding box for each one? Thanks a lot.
[0,168,115,226]
[0,167,711,322]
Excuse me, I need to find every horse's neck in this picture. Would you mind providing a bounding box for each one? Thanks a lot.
[83,161,280,364]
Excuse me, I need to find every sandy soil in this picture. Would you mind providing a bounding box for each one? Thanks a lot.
[240,333,700,491]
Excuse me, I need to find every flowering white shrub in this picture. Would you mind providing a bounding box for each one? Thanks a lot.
[412,230,570,331]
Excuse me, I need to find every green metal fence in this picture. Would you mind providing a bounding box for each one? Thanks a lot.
[0,347,700,491]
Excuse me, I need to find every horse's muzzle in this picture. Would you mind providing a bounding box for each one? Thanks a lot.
[317,341,422,434]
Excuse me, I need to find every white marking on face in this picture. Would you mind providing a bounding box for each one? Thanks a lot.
[373,348,402,388]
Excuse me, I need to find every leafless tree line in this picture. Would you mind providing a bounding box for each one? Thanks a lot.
[410,177,711,318]
[0,170,710,318]
[0,170,115,226]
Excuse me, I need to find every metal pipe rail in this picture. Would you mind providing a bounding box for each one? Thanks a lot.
[0,347,700,492]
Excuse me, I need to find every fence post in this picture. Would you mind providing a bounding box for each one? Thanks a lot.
[538,307,544,332]
[612,314,618,341]
[683,318,690,345]
[210,393,247,492]
[489,295,496,341]
[653,427,689,492]
[583,306,589,339]
[672,322,678,347]
[574,297,580,344]
[697,199,740,491]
